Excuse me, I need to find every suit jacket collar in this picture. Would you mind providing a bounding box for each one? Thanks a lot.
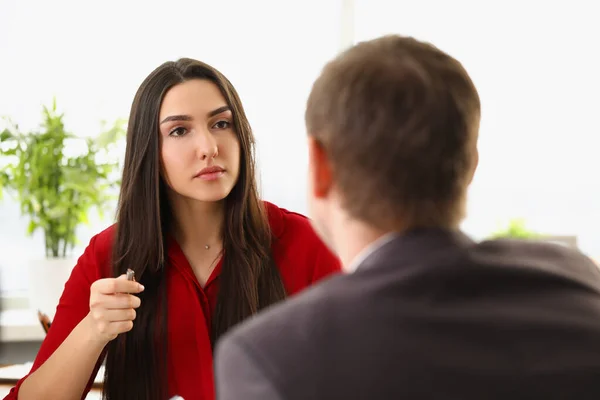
[356,228,474,273]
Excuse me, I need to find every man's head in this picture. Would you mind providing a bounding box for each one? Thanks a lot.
[305,35,480,253]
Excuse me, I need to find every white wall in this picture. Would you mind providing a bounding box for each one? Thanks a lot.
[354,0,600,258]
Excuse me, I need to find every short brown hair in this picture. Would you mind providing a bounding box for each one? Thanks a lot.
[305,35,480,231]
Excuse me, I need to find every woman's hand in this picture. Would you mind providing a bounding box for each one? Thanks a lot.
[86,274,145,344]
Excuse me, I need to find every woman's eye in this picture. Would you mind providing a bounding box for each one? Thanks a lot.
[213,120,230,130]
[169,127,187,137]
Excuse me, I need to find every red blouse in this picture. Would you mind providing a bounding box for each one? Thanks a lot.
[5,202,341,400]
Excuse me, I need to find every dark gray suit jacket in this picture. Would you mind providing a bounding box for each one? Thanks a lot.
[215,229,600,399]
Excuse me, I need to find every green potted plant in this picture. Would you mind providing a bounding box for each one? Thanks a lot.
[0,98,124,316]
[488,218,541,240]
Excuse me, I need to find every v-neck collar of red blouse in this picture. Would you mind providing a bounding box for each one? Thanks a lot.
[166,235,223,290]
[165,201,284,291]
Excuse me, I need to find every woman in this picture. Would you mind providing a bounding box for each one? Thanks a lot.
[8,59,341,400]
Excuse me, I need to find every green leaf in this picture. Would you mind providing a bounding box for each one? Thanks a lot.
[27,220,37,235]
[0,129,14,141]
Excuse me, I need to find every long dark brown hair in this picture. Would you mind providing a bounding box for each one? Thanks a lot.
[103,58,287,400]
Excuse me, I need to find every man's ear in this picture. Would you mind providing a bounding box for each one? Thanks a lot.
[307,136,333,199]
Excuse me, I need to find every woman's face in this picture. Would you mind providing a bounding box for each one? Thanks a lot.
[159,79,241,204]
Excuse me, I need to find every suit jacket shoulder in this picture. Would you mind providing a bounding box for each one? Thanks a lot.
[476,237,600,290]
[215,271,347,398]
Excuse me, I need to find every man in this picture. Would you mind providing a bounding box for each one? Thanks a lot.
[214,35,600,399]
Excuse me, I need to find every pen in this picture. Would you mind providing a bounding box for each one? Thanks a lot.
[126,268,135,281]
[37,310,52,334]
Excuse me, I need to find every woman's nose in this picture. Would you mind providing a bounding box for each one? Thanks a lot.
[195,129,219,160]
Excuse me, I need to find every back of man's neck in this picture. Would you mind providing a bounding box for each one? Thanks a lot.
[332,220,395,272]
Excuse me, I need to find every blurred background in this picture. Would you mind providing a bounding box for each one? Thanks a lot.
[0,0,598,368]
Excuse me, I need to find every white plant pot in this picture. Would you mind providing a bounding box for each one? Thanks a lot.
[27,257,76,320]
